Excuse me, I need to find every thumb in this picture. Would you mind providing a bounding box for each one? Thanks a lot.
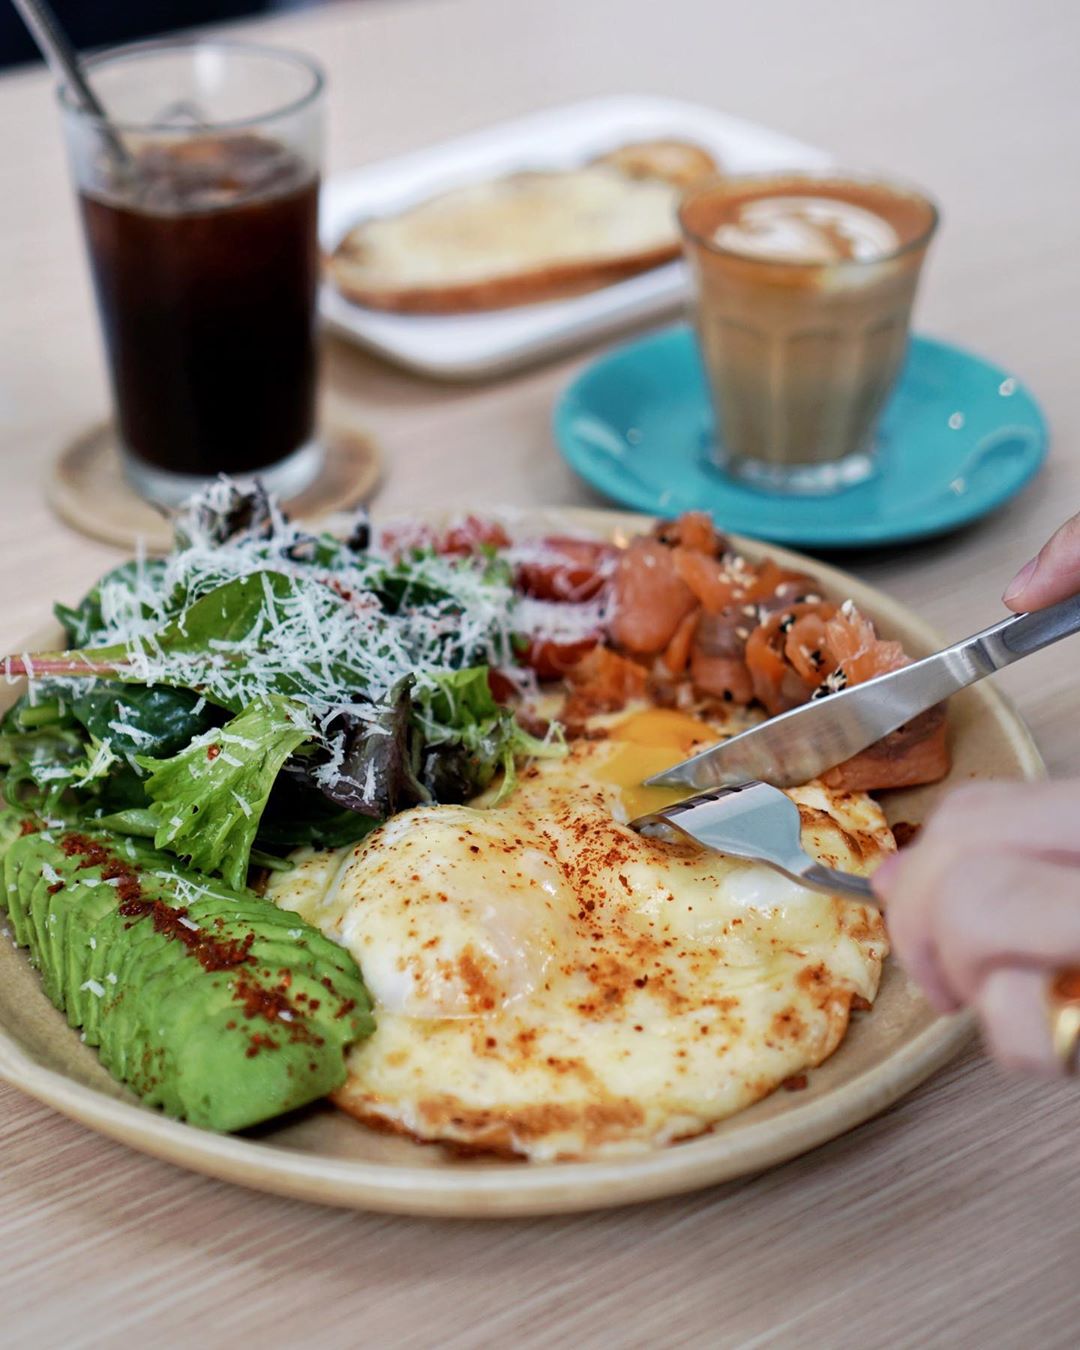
[1004,512,1080,611]
[871,851,903,901]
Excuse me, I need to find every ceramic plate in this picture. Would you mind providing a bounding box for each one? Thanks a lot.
[556,328,1048,548]
[319,97,829,379]
[0,508,1044,1217]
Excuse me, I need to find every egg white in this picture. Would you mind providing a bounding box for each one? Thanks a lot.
[267,709,892,1160]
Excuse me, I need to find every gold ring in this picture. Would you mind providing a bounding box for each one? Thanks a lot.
[1048,969,1080,1073]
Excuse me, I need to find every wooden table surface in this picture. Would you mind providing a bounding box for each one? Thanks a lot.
[2,0,1079,1343]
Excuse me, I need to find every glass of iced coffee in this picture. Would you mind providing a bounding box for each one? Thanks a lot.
[680,172,938,493]
[60,40,324,506]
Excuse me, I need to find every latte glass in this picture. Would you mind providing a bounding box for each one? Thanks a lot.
[680,171,939,493]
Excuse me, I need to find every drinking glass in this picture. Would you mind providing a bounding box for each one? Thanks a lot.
[680,171,938,493]
[60,39,325,506]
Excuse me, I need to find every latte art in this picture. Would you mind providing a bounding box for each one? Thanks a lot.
[713,196,901,263]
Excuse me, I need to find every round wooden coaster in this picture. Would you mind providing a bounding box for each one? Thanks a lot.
[47,423,383,554]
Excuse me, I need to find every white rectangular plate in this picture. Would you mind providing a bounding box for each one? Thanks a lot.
[318,96,831,380]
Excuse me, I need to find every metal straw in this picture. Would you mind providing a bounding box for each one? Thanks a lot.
[11,0,135,172]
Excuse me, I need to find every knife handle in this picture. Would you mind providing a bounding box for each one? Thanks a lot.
[994,592,1080,662]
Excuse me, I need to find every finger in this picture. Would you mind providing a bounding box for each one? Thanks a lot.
[884,898,962,1010]
[914,780,1080,863]
[875,781,1080,993]
[875,849,960,1011]
[932,854,1080,1006]
[870,852,901,898]
[1003,512,1080,610]
[974,966,1058,1075]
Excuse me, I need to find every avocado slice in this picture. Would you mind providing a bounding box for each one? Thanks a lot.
[129,970,255,1123]
[120,915,372,1129]
[162,952,370,1131]
[80,876,175,1045]
[97,893,225,1091]
[90,878,184,1071]
[123,922,368,1066]
[94,888,370,1116]
[1,816,375,1130]
[112,957,214,1118]
[17,834,76,975]
[12,843,49,965]
[123,968,298,1129]
[0,841,19,927]
[33,844,104,1012]
[176,1002,350,1131]
[64,882,134,1038]
[183,899,363,980]
[123,962,248,1117]
[43,827,149,1027]
[41,849,100,1021]
[27,870,66,1005]
[98,962,168,1088]
[2,832,47,950]
[86,868,223,1061]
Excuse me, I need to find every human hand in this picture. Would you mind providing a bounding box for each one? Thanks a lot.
[872,512,1080,1073]
[872,781,1080,1073]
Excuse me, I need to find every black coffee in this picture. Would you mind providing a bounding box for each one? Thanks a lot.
[79,134,319,478]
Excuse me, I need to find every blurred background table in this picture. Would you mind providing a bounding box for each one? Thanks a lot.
[2,0,1079,1343]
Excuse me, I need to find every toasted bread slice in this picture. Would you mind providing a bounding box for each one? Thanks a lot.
[593,139,718,188]
[327,140,719,314]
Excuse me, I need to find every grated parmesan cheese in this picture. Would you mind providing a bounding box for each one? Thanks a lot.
[107,718,157,747]
[16,486,591,797]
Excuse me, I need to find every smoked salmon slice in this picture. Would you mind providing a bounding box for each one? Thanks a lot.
[661,607,701,678]
[607,538,697,654]
[745,600,839,714]
[689,650,755,704]
[821,706,950,792]
[672,549,740,613]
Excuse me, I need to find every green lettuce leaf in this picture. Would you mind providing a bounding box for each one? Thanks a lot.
[54,559,168,648]
[314,677,427,819]
[136,695,312,890]
[415,667,563,803]
[13,572,301,709]
[14,571,372,719]
[71,683,217,759]
[0,697,91,812]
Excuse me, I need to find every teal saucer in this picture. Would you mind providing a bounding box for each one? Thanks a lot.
[555,326,1048,549]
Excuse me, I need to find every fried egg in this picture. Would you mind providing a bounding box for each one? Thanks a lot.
[267,708,892,1160]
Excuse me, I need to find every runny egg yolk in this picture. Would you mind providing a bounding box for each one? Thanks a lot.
[596,708,722,820]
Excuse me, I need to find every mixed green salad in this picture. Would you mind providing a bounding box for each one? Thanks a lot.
[0,481,559,1129]
[2,480,557,885]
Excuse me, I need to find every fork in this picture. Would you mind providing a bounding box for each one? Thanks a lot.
[631,780,876,901]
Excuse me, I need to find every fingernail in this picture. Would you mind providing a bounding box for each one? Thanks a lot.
[1003,557,1038,604]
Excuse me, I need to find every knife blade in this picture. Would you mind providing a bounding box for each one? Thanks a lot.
[644,592,1080,791]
